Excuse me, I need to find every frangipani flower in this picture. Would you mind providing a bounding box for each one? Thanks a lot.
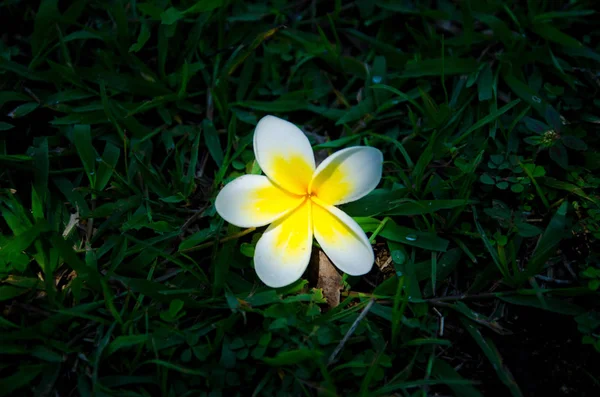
[215,115,383,288]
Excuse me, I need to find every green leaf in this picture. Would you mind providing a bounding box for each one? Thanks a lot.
[341,189,408,217]
[432,360,484,397]
[161,0,224,25]
[511,183,524,193]
[561,46,600,62]
[370,84,425,114]
[531,23,582,48]
[53,177,91,217]
[100,375,157,388]
[45,89,95,105]
[336,97,374,125]
[0,58,46,81]
[183,128,201,196]
[472,207,506,277]
[178,61,191,98]
[0,122,15,131]
[401,58,479,77]
[380,220,449,252]
[480,174,495,185]
[0,222,50,269]
[342,29,408,66]
[499,295,584,316]
[50,234,101,289]
[244,290,280,307]
[502,72,561,131]
[386,200,475,216]
[0,315,19,328]
[7,102,39,118]
[515,222,542,237]
[474,13,514,46]
[236,98,309,112]
[375,1,449,17]
[460,317,523,397]
[561,135,587,151]
[0,285,30,301]
[106,335,149,356]
[263,349,322,365]
[374,378,476,395]
[534,9,595,22]
[143,360,207,376]
[525,202,568,277]
[0,91,31,107]
[412,135,434,191]
[313,134,364,150]
[453,99,520,144]
[0,364,44,396]
[31,346,63,362]
[32,138,49,199]
[477,64,494,101]
[159,195,186,203]
[179,228,215,251]
[137,3,163,18]
[213,225,237,295]
[527,164,546,177]
[129,22,151,52]
[225,26,283,77]
[540,177,593,202]
[203,119,223,167]
[95,143,120,191]
[73,124,97,187]
[549,144,569,169]
[31,0,60,55]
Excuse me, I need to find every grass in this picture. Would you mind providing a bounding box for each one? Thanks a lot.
[1,0,600,396]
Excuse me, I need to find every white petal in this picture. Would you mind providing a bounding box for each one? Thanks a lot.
[312,201,374,276]
[215,175,304,228]
[254,200,313,288]
[253,115,316,195]
[310,146,383,205]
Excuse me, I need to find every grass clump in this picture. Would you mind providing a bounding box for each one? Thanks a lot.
[1,1,599,396]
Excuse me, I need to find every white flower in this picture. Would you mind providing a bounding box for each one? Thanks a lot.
[215,115,383,288]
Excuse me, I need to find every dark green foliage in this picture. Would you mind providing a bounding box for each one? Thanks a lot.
[1,0,599,396]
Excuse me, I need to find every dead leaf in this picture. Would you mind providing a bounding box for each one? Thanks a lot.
[374,244,394,275]
[308,249,342,309]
